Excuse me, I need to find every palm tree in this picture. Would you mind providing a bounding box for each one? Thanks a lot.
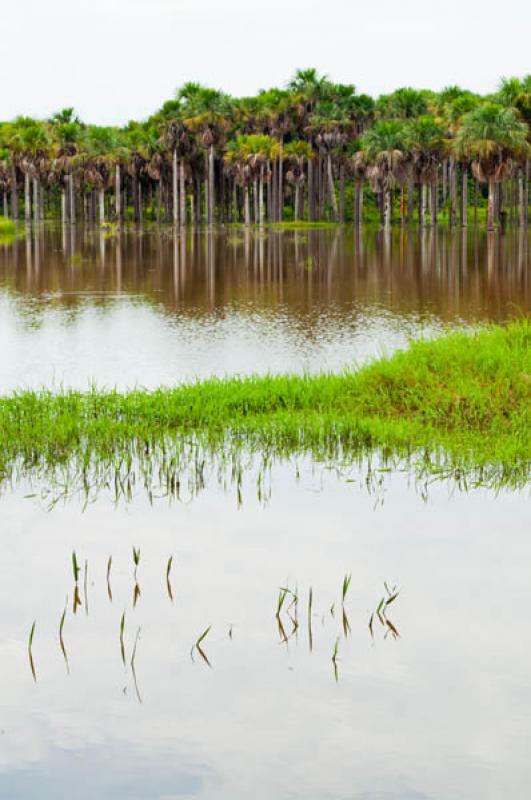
[403,116,446,225]
[376,88,428,120]
[49,108,83,223]
[284,140,313,220]
[178,83,232,224]
[455,104,529,229]
[3,118,49,223]
[358,120,407,228]
[224,135,279,224]
[80,126,122,224]
[305,101,352,221]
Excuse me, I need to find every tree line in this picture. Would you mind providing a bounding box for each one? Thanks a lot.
[1,70,530,230]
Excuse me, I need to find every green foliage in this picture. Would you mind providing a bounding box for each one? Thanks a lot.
[359,120,405,157]
[376,88,429,119]
[0,216,16,236]
[455,103,530,166]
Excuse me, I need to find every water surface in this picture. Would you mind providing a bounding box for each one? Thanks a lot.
[0,226,528,391]
[0,226,529,799]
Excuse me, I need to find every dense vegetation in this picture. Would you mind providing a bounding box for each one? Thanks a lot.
[1,72,531,230]
[1,321,529,497]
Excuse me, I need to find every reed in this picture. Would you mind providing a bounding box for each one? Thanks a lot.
[191,626,212,667]
[106,557,113,602]
[119,612,126,665]
[131,626,142,703]
[59,598,69,673]
[28,620,36,682]
[166,556,173,602]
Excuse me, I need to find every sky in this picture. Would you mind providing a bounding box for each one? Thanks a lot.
[1,0,530,126]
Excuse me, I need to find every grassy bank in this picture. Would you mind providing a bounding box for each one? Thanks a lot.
[0,321,529,493]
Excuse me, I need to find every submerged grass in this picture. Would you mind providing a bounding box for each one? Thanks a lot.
[0,321,529,494]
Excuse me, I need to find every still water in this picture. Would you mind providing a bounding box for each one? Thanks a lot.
[0,226,529,391]
[0,226,529,799]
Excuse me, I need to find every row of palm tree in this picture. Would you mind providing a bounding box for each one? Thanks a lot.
[1,71,530,230]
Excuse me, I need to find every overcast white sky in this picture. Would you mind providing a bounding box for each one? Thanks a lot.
[1,0,530,125]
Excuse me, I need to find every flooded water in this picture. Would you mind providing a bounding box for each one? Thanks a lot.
[0,226,530,799]
[0,226,529,391]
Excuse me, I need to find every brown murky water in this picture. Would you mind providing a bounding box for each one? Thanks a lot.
[0,226,529,391]
[0,226,529,799]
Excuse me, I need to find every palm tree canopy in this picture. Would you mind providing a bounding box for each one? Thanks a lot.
[359,119,406,158]
[376,88,429,119]
[455,103,529,160]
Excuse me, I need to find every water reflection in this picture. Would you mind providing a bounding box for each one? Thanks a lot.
[24,547,401,692]
[0,226,529,392]
[1,226,529,321]
[1,468,529,799]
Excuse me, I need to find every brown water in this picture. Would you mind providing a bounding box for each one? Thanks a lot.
[0,226,529,391]
[0,226,529,799]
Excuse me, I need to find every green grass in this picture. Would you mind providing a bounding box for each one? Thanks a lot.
[0,321,529,495]
[0,216,16,240]
[266,221,339,230]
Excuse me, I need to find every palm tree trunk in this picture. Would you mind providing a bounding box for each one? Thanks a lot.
[156,180,162,224]
[449,156,457,226]
[308,159,314,222]
[253,178,260,225]
[461,165,467,227]
[266,162,272,222]
[244,184,251,225]
[499,180,507,231]
[431,180,438,226]
[525,160,529,226]
[400,187,406,227]
[326,154,338,222]
[383,189,391,229]
[219,173,225,224]
[294,183,300,221]
[11,164,18,220]
[172,149,179,225]
[208,145,215,224]
[69,173,75,223]
[32,179,39,224]
[3,191,8,217]
[179,161,186,226]
[61,189,67,225]
[441,159,447,208]
[132,175,139,224]
[474,180,479,226]
[230,180,237,223]
[195,174,201,224]
[339,164,345,223]
[98,188,105,225]
[258,166,265,225]
[518,168,525,227]
[115,165,121,223]
[354,181,363,226]
[318,155,324,218]
[487,176,496,230]
[24,174,31,223]
[407,179,414,223]
[271,160,278,221]
[278,146,283,222]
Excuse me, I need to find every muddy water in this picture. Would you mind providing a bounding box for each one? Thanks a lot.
[0,226,529,391]
[0,226,529,799]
